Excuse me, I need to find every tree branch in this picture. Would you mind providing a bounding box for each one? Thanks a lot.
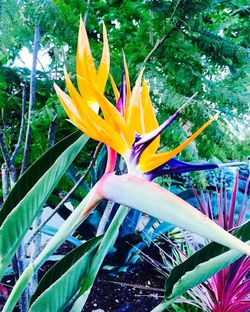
[84,0,91,26]
[1,163,9,202]
[0,130,17,184]
[11,85,26,163]
[230,6,250,16]
[143,26,179,64]
[47,113,58,148]
[149,9,154,46]
[26,142,103,245]
[96,200,115,236]
[21,26,41,176]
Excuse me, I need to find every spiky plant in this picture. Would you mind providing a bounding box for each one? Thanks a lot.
[192,171,250,312]
[148,170,250,311]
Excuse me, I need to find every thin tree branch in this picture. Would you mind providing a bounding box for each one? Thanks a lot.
[1,107,7,130]
[143,24,179,64]
[143,35,168,64]
[169,0,181,22]
[149,10,154,46]
[96,200,115,236]
[1,163,9,201]
[29,213,41,296]
[11,85,26,163]
[230,6,250,16]
[0,131,12,170]
[21,26,41,176]
[144,4,182,64]
[16,244,29,312]
[47,113,58,148]
[83,0,91,26]
[0,130,17,184]
[27,142,103,245]
[110,280,164,292]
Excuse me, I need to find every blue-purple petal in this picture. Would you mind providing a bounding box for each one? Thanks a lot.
[145,158,218,180]
[116,73,126,115]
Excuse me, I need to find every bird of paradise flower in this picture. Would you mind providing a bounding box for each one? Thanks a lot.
[3,18,250,312]
[54,18,250,256]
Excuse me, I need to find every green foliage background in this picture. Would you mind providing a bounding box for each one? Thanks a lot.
[0,0,249,178]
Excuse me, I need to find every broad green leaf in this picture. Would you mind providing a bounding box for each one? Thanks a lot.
[3,188,97,312]
[70,206,130,312]
[29,236,102,312]
[0,130,81,226]
[152,221,250,311]
[0,133,88,280]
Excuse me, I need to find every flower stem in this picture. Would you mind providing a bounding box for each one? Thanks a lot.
[3,187,100,312]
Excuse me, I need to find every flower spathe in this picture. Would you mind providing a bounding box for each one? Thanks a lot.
[2,18,250,312]
[55,18,250,256]
[55,19,218,177]
[98,173,250,256]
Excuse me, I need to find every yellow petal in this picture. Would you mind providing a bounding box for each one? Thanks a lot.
[96,23,110,93]
[110,74,120,102]
[126,68,145,133]
[64,68,85,111]
[141,81,159,132]
[140,115,218,172]
[54,83,98,139]
[77,77,132,147]
[55,82,127,155]
[122,52,131,117]
[76,18,97,99]
[140,80,160,157]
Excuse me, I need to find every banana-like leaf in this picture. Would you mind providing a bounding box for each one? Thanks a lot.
[0,130,81,226]
[29,236,102,312]
[2,187,98,312]
[70,206,130,312]
[0,132,88,280]
[152,220,250,311]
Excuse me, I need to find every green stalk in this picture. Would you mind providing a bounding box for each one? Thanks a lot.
[3,188,97,312]
[151,299,175,312]
[70,206,130,312]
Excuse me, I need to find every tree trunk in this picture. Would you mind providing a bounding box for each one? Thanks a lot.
[84,0,91,26]
[21,26,41,176]
[149,10,154,46]
[96,201,115,236]
[1,163,9,202]
[0,131,17,186]
[0,131,29,312]
[16,244,29,312]
[47,113,58,148]
[29,213,42,296]
[11,85,26,164]
[19,25,41,311]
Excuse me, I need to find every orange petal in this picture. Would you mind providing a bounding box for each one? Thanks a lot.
[55,82,127,155]
[64,68,85,111]
[54,83,97,139]
[139,115,218,172]
[126,68,145,134]
[76,18,97,99]
[77,77,132,147]
[110,74,120,102]
[141,81,159,132]
[140,80,160,157]
[122,52,131,118]
[96,23,110,93]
